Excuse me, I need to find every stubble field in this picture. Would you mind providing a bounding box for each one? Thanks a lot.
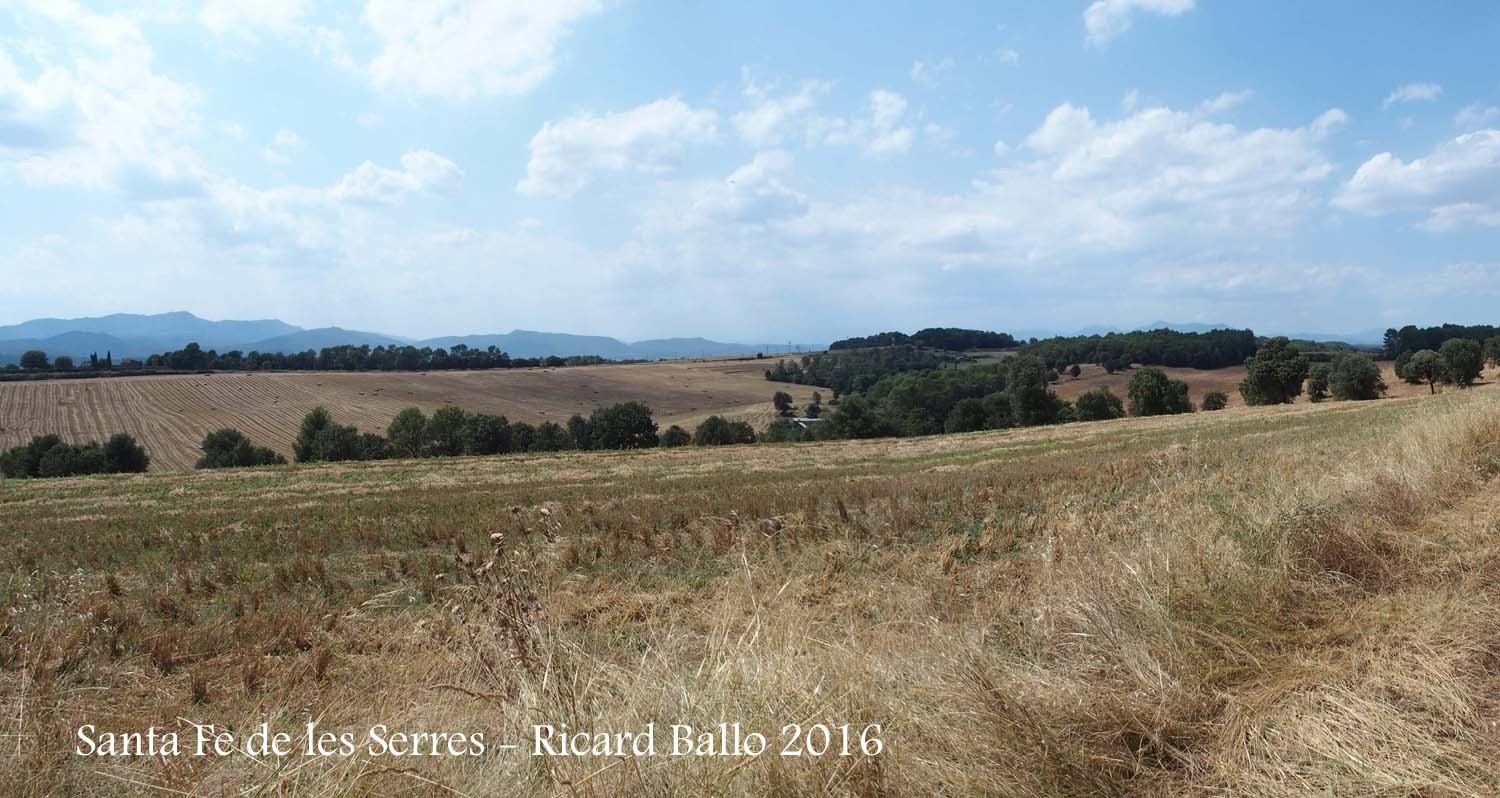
[0,357,821,470]
[3,384,1499,796]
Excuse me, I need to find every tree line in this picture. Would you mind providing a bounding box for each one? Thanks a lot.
[5,342,620,377]
[764,346,949,396]
[1019,328,1259,371]
[829,327,1018,351]
[1383,324,1500,359]
[1,434,150,478]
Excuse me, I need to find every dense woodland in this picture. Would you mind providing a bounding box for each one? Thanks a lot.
[1019,328,1259,371]
[1383,324,1500,358]
[829,327,1017,351]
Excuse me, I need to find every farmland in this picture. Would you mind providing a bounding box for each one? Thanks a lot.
[3,386,1500,795]
[0,357,822,471]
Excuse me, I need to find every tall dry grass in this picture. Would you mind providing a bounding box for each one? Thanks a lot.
[2,392,1499,796]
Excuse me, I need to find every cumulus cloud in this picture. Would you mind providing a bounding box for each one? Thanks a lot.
[518,98,718,197]
[730,75,830,148]
[1084,0,1195,45]
[1335,130,1500,230]
[1198,89,1254,114]
[1382,82,1442,110]
[363,0,603,100]
[810,89,917,159]
[330,150,461,204]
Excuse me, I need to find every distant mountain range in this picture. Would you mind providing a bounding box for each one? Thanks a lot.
[0,312,819,365]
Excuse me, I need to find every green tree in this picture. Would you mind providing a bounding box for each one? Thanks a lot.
[1128,368,1193,416]
[195,429,284,469]
[1006,355,1061,426]
[356,433,391,461]
[567,414,594,450]
[1405,349,1441,394]
[589,402,658,449]
[531,421,569,451]
[1238,337,1309,405]
[509,422,536,452]
[53,355,75,370]
[102,433,150,473]
[386,407,429,458]
[426,406,469,456]
[693,416,756,446]
[19,350,47,370]
[462,413,511,455]
[294,406,333,462]
[1201,391,1229,411]
[660,425,692,447]
[943,397,990,432]
[1328,354,1387,401]
[308,424,360,462]
[772,391,794,416]
[1068,364,1082,379]
[1484,336,1500,370]
[1439,338,1483,387]
[1074,387,1125,421]
[1306,364,1331,402]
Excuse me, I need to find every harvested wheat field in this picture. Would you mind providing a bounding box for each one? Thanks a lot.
[4,386,1500,796]
[0,357,821,470]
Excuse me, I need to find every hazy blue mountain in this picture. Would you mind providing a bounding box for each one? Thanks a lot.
[240,327,407,353]
[0,332,139,365]
[0,311,298,350]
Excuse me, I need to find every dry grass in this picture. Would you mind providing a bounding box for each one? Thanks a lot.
[2,387,1500,796]
[0,356,820,470]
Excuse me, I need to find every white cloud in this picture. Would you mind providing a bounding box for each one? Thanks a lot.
[910,57,956,88]
[0,2,203,195]
[262,128,304,165]
[330,150,461,204]
[730,75,830,148]
[1455,104,1500,129]
[363,0,603,100]
[518,97,718,197]
[809,90,917,159]
[1382,82,1442,110]
[1334,130,1500,230]
[1084,0,1195,45]
[1199,89,1254,114]
[199,0,312,37]
[786,100,1347,265]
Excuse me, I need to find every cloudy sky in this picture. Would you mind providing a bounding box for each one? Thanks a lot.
[2,0,1498,342]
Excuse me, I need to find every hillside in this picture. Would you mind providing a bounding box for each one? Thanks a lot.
[3,385,1498,795]
[0,357,821,470]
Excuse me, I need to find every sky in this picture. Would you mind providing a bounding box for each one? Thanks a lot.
[2,0,1499,343]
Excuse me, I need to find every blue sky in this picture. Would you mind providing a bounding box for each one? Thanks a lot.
[2,0,1499,342]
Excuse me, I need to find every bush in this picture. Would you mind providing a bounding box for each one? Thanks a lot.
[1201,391,1229,411]
[1127,368,1193,416]
[759,419,806,443]
[1074,387,1125,421]
[693,416,756,446]
[1238,337,1309,405]
[195,429,285,469]
[660,425,692,447]
[294,407,333,462]
[1328,354,1387,401]
[387,408,428,458]
[103,433,150,473]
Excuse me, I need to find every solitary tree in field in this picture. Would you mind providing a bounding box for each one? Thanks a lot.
[1068,364,1082,379]
[1439,338,1483,387]
[19,350,47,370]
[772,391,794,416]
[1328,354,1387,401]
[1404,350,1441,394]
[1127,368,1192,416]
[1201,391,1229,411]
[1238,337,1309,405]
